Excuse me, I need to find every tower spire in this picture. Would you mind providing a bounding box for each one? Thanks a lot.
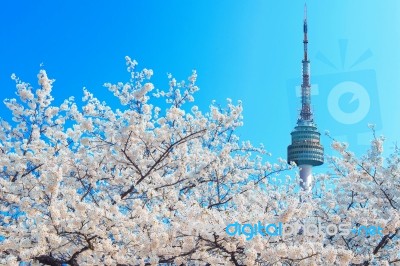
[299,2,312,122]
[303,3,308,61]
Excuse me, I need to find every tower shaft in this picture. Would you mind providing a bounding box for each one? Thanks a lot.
[299,165,312,191]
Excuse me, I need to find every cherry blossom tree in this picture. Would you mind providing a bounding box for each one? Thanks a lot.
[313,131,400,265]
[0,57,399,265]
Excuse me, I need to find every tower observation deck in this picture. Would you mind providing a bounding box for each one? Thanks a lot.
[287,4,324,191]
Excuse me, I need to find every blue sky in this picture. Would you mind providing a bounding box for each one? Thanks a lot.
[1,1,400,174]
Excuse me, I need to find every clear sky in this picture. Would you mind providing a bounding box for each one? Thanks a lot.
[1,1,400,174]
